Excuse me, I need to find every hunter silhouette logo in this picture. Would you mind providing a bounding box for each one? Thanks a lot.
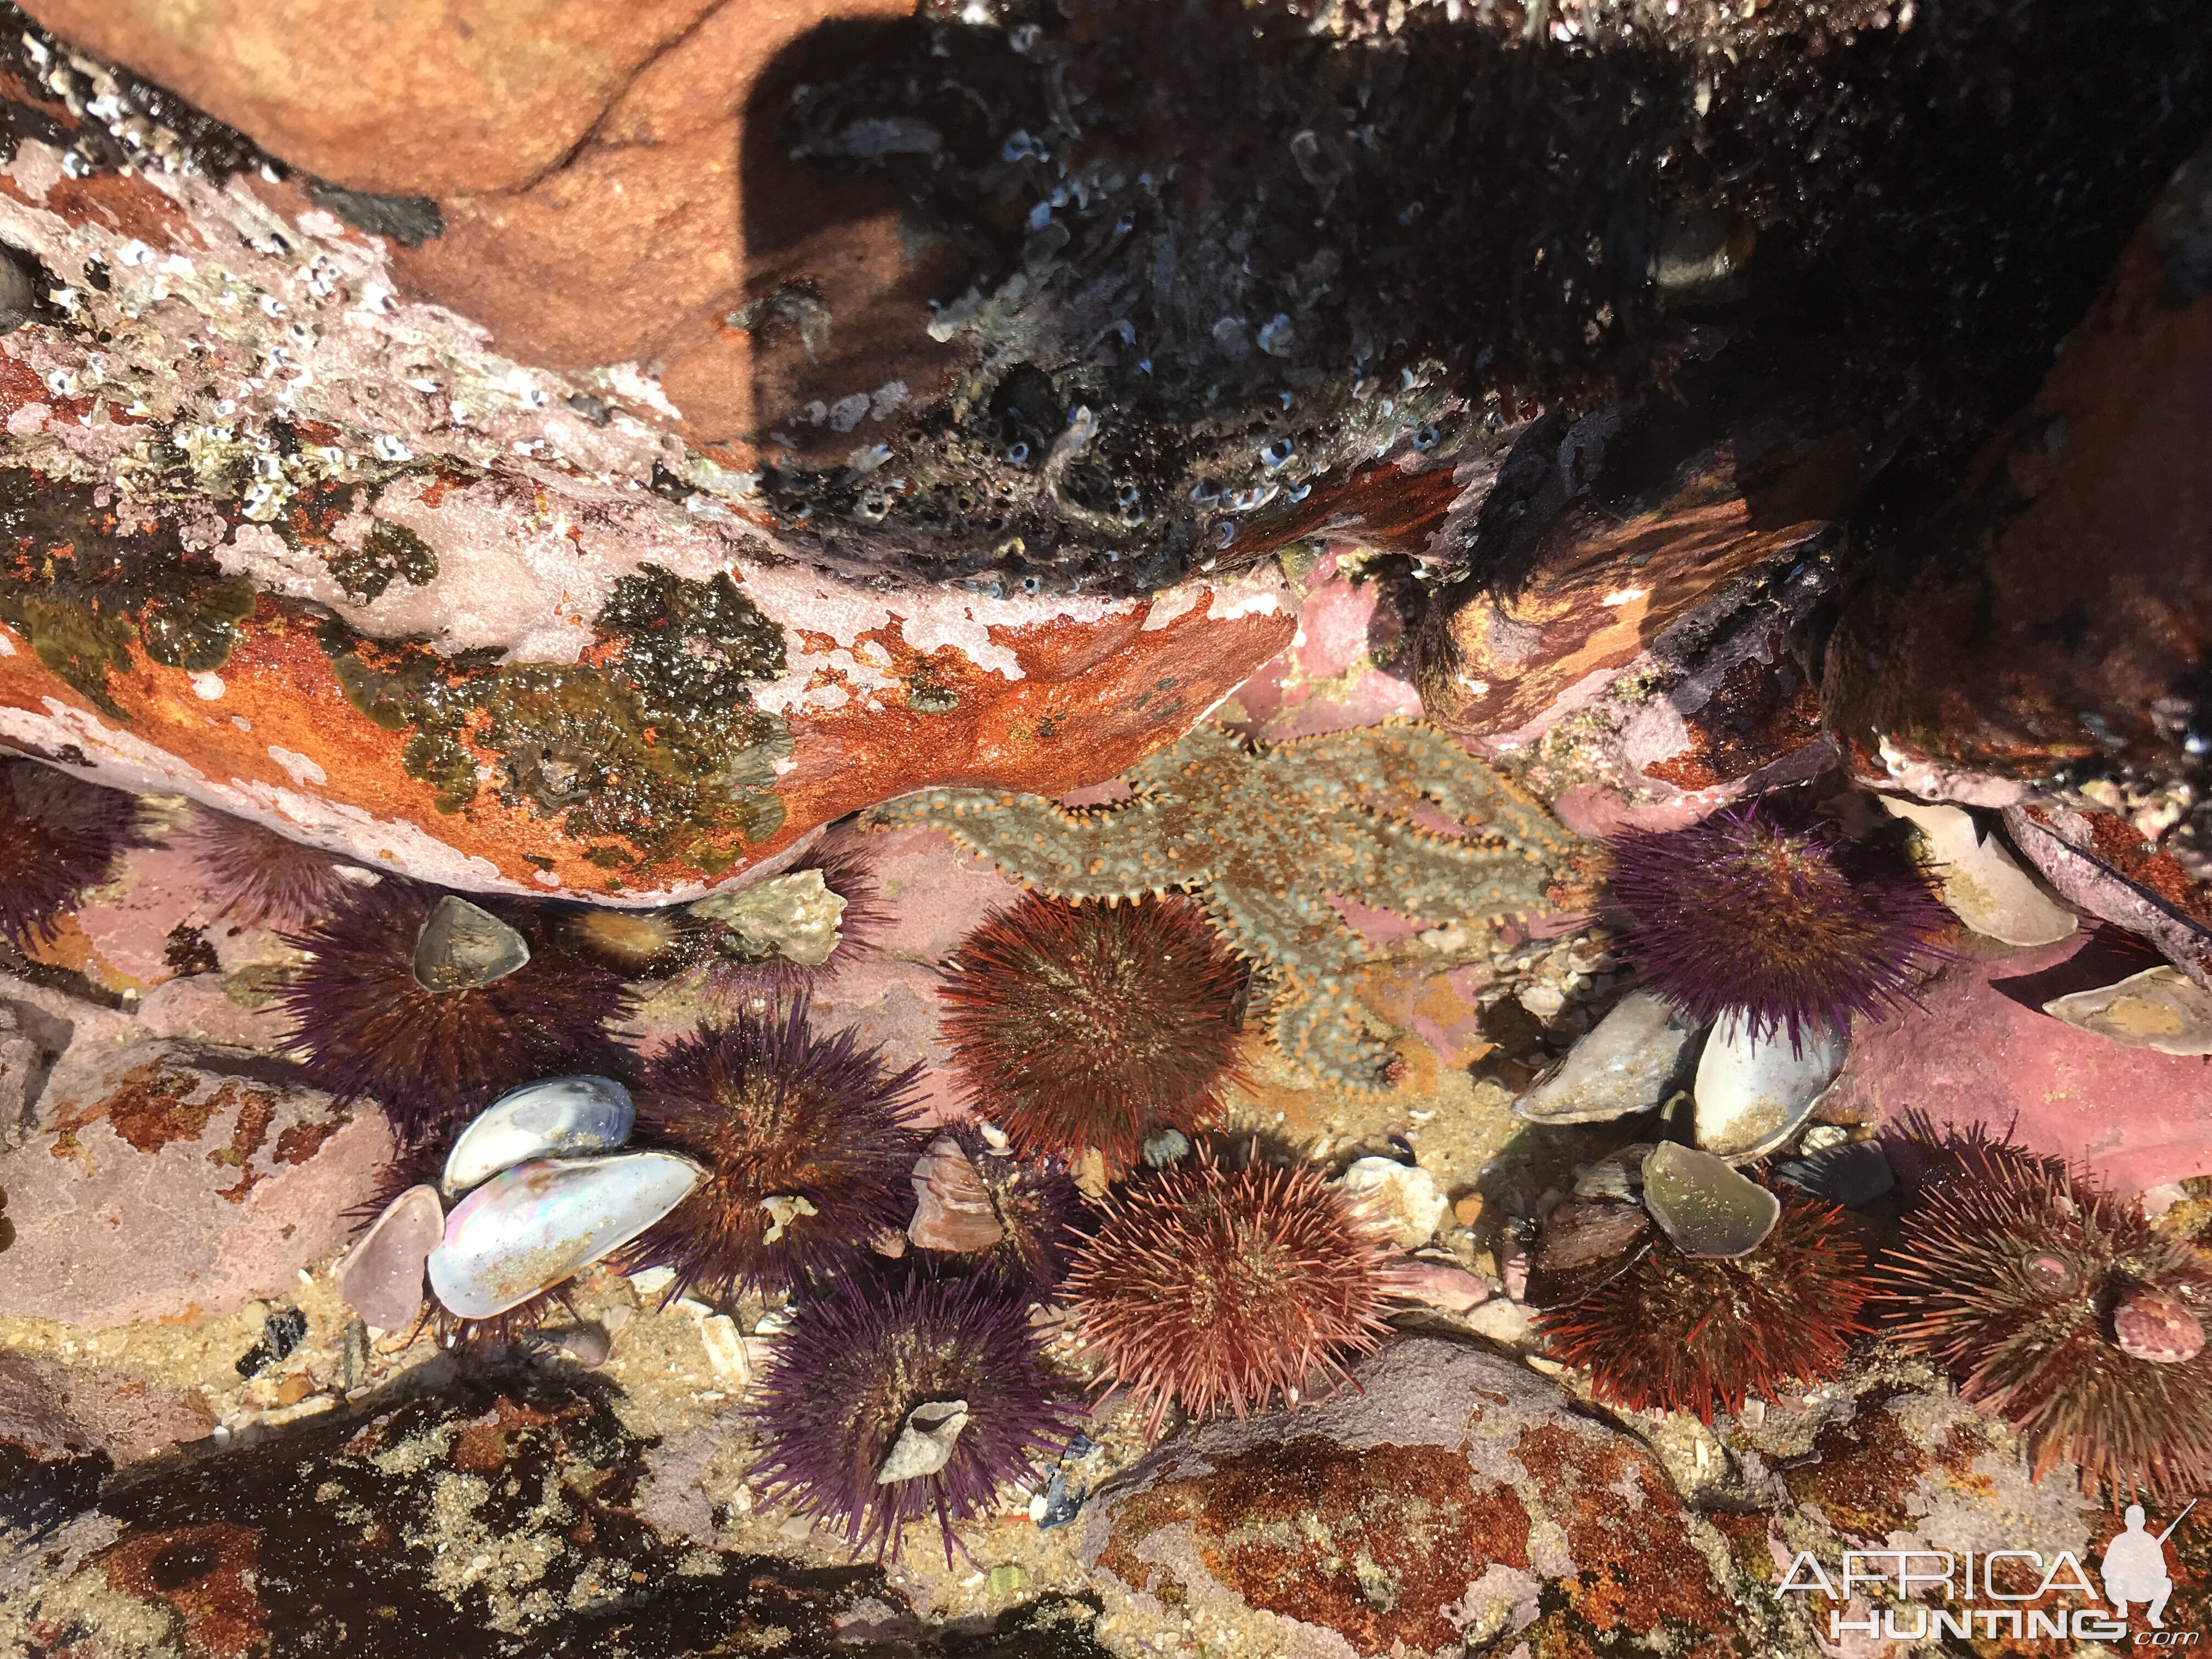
[2104,1500,2193,1628]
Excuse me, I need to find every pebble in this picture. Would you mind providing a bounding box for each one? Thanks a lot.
[1517,984,1567,1020]
[1397,1259,1493,1313]
[1337,1156,1448,1248]
[698,1314,752,1387]
[629,1266,677,1297]
[1461,1297,1536,1349]
[2115,1287,2207,1363]
[1453,1193,1485,1227]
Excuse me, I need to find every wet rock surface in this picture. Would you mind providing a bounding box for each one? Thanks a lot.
[1082,1335,1752,1659]
[1,1369,1117,1659]
[0,1039,391,1327]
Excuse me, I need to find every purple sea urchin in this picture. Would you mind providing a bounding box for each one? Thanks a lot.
[0,760,156,948]
[909,1125,1088,1293]
[1536,1191,1872,1422]
[1606,799,1953,1051]
[183,805,354,930]
[276,881,633,1146]
[1063,1148,1402,1429]
[699,829,889,997]
[618,998,925,1301]
[938,891,1248,1169]
[748,1269,1074,1561]
[1882,1129,2212,1499]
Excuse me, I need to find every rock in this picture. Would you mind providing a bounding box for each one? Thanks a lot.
[0,1039,391,1327]
[1878,796,2079,946]
[1335,1158,1447,1250]
[1514,990,1701,1125]
[1082,1335,1751,1659]
[1822,932,2212,1194]
[1825,129,2212,805]
[1770,1142,1895,1209]
[1218,556,1425,743]
[1414,372,1874,746]
[2004,803,2212,986]
[0,1370,1118,1658]
[0,1353,215,1464]
[2041,963,2212,1056]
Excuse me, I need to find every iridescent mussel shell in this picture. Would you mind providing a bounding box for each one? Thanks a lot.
[443,1074,635,1194]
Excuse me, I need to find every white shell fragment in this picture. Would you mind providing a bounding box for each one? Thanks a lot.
[2042,965,2212,1056]
[1641,1143,1780,1259]
[1336,1157,1448,1249]
[1880,796,2078,946]
[877,1400,970,1484]
[442,1075,636,1195]
[334,1183,443,1333]
[427,1152,702,1320]
[690,869,847,966]
[1692,1013,1848,1161]
[413,895,531,990]
[1515,992,1702,1125]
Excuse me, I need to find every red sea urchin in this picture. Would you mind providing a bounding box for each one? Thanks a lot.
[939,891,1248,1169]
[183,805,354,930]
[617,998,926,1301]
[1882,1131,2212,1499]
[276,881,633,1146]
[1063,1149,1403,1429]
[1605,799,1953,1052]
[0,760,156,949]
[1536,1192,1872,1422]
[748,1269,1075,1562]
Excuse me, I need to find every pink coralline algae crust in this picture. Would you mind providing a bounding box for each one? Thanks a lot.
[1825,930,2212,1195]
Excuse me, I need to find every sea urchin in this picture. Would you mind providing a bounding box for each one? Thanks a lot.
[939,891,1247,1168]
[748,1269,1075,1562]
[277,881,633,1145]
[184,805,355,930]
[1536,1189,1872,1422]
[0,760,156,949]
[1606,799,1952,1051]
[1882,1131,2212,1500]
[1063,1148,1402,1429]
[618,998,926,1301]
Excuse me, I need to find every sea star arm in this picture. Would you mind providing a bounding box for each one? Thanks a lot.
[872,788,1170,900]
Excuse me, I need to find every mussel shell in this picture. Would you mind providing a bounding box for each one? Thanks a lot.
[1692,1012,1847,1161]
[1515,992,1702,1125]
[1525,1197,1653,1308]
[334,1183,444,1332]
[1641,1142,1780,1260]
[427,1152,701,1319]
[443,1075,635,1195]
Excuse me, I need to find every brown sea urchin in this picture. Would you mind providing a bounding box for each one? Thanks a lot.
[618,998,926,1301]
[1606,800,1953,1052]
[748,1269,1075,1562]
[939,891,1248,1169]
[1063,1149,1402,1429]
[1883,1131,2212,1499]
[1537,1190,1872,1422]
[277,882,633,1146]
[0,760,156,949]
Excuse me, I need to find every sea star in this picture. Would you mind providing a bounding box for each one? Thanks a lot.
[874,720,1584,1086]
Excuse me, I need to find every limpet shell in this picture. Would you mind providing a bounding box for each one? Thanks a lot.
[427,1152,701,1320]
[413,895,530,991]
[442,1075,635,1195]
[334,1183,443,1333]
[2041,964,2212,1057]
[1692,1012,1847,1161]
[1641,1142,1780,1260]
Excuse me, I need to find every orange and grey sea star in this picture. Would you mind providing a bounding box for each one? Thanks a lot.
[874,720,1583,1086]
